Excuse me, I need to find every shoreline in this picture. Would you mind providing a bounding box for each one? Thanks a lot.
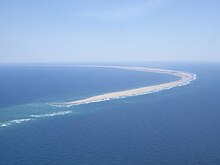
[52,66,196,107]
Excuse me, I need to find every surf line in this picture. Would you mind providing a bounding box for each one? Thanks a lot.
[51,65,196,107]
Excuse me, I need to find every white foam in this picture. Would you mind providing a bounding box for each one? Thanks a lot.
[30,111,72,118]
[0,118,32,128]
[0,111,73,128]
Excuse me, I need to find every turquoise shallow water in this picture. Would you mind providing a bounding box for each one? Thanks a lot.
[0,65,179,127]
[0,62,220,165]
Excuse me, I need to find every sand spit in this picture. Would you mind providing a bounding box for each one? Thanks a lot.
[52,66,196,107]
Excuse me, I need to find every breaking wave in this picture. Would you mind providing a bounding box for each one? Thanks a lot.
[30,111,72,118]
[0,118,32,127]
[0,111,73,128]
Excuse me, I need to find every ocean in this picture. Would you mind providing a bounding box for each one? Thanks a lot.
[0,62,220,164]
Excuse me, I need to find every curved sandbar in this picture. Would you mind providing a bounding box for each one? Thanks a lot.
[53,66,196,107]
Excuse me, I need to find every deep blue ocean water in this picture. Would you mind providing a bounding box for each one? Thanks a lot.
[0,62,220,165]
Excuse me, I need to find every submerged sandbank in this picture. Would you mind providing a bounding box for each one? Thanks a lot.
[52,66,196,107]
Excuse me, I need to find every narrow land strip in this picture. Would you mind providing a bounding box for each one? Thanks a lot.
[52,66,196,107]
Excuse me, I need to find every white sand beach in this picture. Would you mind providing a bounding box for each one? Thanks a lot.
[53,66,196,107]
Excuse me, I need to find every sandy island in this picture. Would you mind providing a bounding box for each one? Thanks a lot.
[52,66,196,107]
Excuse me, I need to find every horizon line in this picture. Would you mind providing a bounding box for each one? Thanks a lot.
[0,60,220,65]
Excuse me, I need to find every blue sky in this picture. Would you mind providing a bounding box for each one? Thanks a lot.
[0,0,219,63]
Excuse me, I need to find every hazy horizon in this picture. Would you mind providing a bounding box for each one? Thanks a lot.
[0,0,219,63]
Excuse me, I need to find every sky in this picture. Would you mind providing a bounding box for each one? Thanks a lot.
[0,0,219,63]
